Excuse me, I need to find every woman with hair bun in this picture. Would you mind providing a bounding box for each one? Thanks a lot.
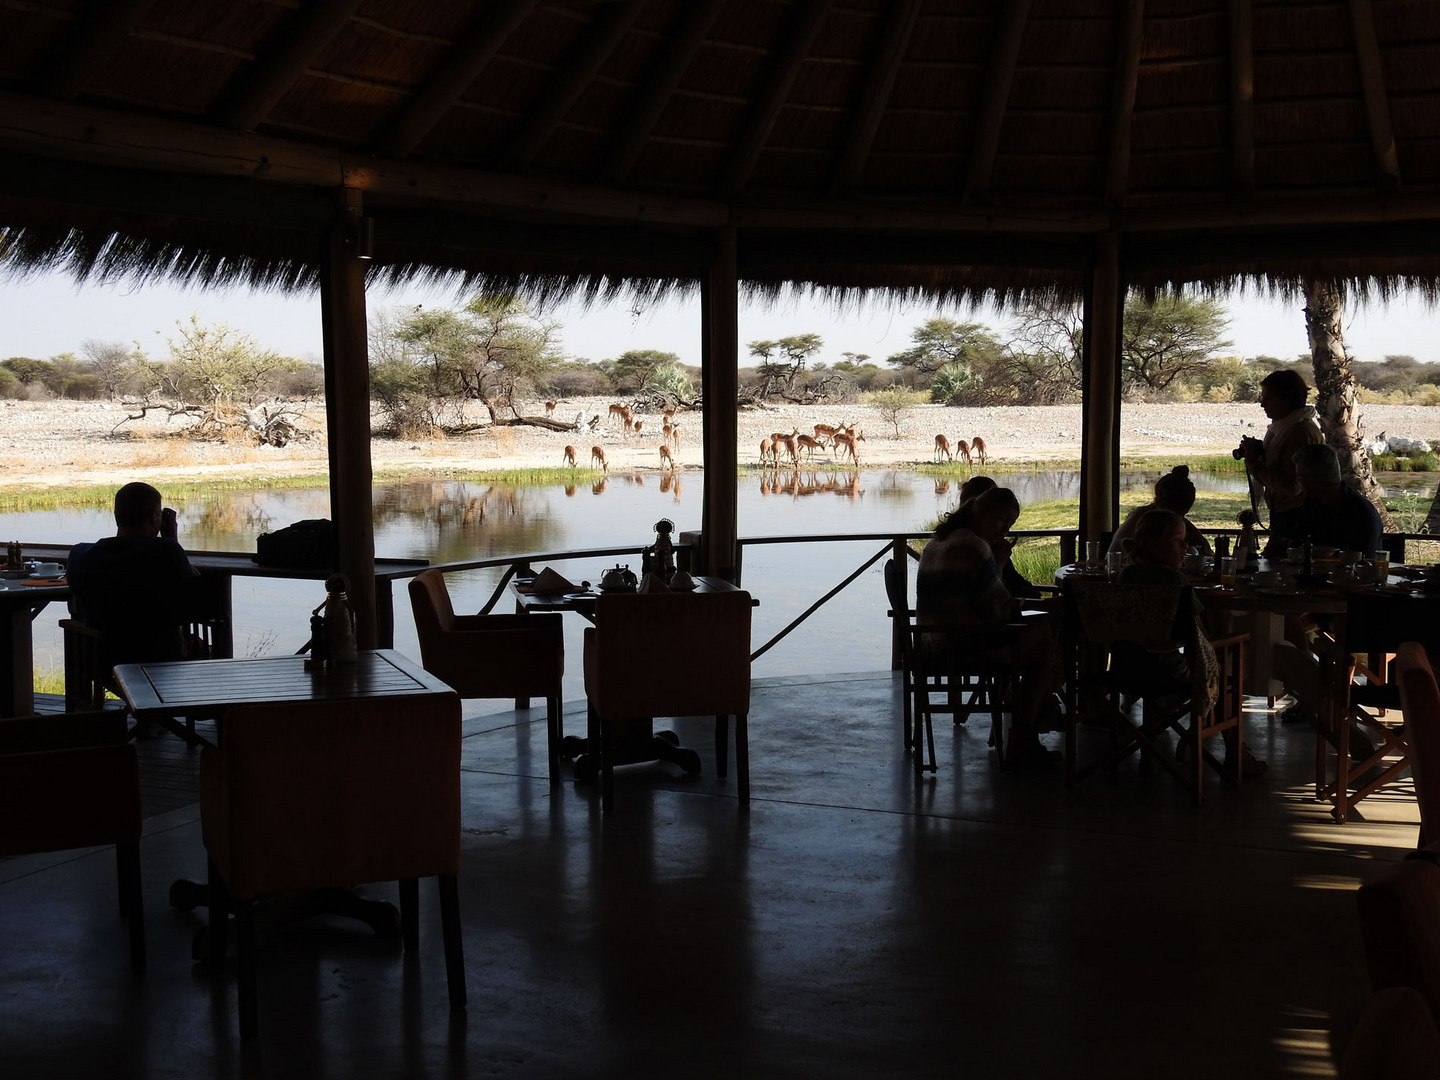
[1106,464,1211,559]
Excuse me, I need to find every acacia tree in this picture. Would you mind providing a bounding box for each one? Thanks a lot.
[392,295,561,424]
[1120,294,1231,395]
[604,348,681,392]
[886,318,1003,394]
[748,333,822,400]
[1304,280,1387,522]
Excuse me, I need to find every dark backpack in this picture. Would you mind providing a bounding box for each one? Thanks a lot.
[253,519,334,569]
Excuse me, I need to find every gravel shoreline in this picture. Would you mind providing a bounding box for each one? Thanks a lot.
[2,397,1437,490]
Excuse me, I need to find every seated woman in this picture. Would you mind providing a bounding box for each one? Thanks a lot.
[955,474,1042,599]
[1118,508,1265,776]
[1107,465,1211,560]
[916,487,1062,767]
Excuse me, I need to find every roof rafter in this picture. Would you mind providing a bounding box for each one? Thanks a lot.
[1228,0,1254,193]
[831,0,922,193]
[1103,0,1147,207]
[214,0,364,132]
[375,0,541,159]
[39,0,154,100]
[1347,0,1402,190]
[504,0,647,170]
[600,0,726,184]
[721,0,832,196]
[961,0,1032,202]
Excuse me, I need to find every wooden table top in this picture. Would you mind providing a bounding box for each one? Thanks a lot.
[512,574,747,613]
[113,649,453,718]
[1054,561,1440,616]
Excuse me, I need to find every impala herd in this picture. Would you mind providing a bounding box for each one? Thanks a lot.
[556,401,993,473]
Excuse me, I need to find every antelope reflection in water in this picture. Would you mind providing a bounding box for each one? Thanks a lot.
[762,469,864,500]
[934,479,951,495]
[564,485,577,497]
[592,477,608,495]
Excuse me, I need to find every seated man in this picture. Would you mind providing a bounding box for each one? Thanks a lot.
[1273,443,1383,556]
[67,482,202,671]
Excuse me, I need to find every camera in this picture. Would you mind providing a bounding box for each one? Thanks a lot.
[1233,435,1263,462]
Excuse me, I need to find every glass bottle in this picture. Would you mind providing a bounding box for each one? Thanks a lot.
[323,574,358,664]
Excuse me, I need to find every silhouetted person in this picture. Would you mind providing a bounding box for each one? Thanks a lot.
[1240,369,1323,544]
[1274,443,1383,556]
[68,482,200,669]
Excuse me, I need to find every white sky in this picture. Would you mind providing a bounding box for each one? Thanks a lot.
[1,269,1436,368]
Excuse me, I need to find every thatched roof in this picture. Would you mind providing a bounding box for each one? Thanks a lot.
[4,0,1440,302]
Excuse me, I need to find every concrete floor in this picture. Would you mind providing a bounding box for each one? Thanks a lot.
[0,671,1419,1079]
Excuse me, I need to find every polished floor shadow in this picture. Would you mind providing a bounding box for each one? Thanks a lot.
[0,672,1415,1079]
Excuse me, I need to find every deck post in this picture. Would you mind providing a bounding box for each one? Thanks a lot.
[701,225,740,581]
[1079,230,1122,544]
[891,537,908,670]
[320,186,378,646]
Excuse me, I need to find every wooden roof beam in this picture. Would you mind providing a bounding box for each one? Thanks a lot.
[214,0,364,132]
[39,0,154,100]
[1228,0,1254,193]
[721,0,833,196]
[1103,0,1147,208]
[961,0,1031,202]
[375,0,541,159]
[1347,0,1402,190]
[10,91,1440,236]
[504,0,647,170]
[830,0,922,193]
[600,0,725,184]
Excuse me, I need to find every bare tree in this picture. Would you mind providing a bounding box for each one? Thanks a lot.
[80,339,136,399]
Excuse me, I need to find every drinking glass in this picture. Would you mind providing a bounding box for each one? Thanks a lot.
[1220,557,1236,587]
[1084,540,1101,567]
[1373,549,1391,578]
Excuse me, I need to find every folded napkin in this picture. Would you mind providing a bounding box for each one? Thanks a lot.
[637,572,671,594]
[530,566,576,595]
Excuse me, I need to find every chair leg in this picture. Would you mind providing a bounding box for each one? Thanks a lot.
[207,858,231,974]
[236,898,258,1040]
[596,704,615,813]
[735,713,749,804]
[547,695,563,782]
[1335,715,1352,823]
[715,715,729,779]
[437,874,466,1009]
[117,843,145,969]
[399,878,419,951]
[901,663,914,750]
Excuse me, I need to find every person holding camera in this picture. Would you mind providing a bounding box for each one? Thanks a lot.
[1238,369,1324,545]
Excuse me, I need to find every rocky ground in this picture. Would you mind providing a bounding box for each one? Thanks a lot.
[1,397,1438,490]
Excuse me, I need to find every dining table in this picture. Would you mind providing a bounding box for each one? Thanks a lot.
[112,648,457,941]
[112,648,453,749]
[1057,557,1438,696]
[509,573,756,780]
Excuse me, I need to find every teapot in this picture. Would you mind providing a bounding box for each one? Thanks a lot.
[599,564,638,592]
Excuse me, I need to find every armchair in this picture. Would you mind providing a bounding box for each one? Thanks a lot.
[409,569,565,777]
[583,590,752,812]
[199,693,464,1039]
[0,709,144,968]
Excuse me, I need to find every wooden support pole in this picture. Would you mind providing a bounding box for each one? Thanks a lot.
[701,226,739,580]
[320,187,378,646]
[1079,231,1122,543]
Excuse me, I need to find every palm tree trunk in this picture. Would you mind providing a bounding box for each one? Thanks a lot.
[1303,279,1389,525]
